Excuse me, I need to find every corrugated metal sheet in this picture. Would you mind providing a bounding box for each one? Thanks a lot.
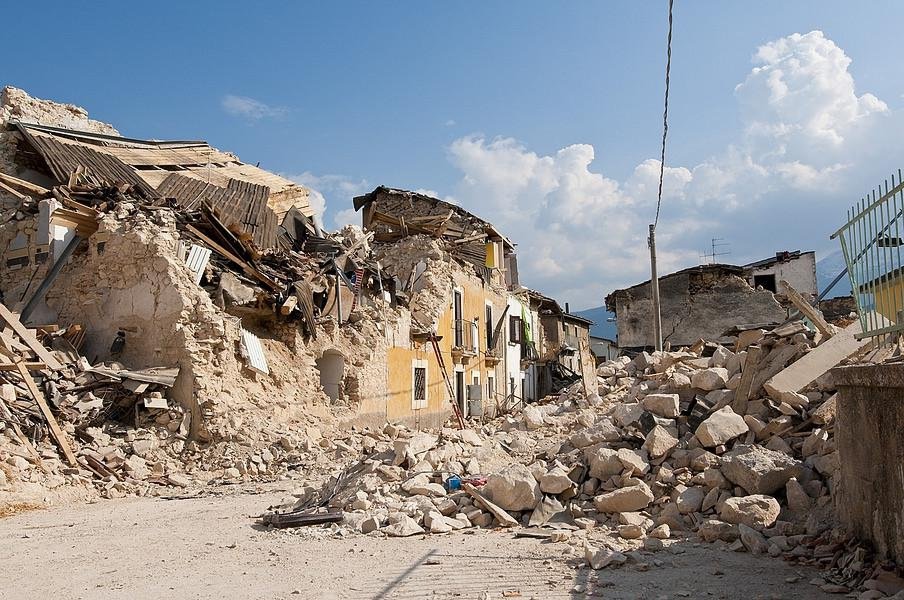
[157,173,278,249]
[157,173,220,209]
[240,328,269,375]
[13,122,314,219]
[184,244,211,284]
[18,129,159,199]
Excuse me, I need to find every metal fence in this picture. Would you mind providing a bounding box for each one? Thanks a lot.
[831,169,904,340]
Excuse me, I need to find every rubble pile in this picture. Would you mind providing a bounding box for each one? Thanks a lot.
[0,169,393,501]
[261,320,904,594]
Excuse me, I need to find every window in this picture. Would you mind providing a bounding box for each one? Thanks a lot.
[753,274,777,293]
[455,369,465,413]
[509,315,523,344]
[412,359,428,409]
[453,289,463,347]
[487,374,495,401]
[485,303,494,350]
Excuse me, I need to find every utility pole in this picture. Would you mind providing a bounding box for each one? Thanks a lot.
[649,224,663,351]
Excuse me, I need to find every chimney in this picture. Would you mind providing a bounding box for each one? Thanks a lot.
[565,302,570,314]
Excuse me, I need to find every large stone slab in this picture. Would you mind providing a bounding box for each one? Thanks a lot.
[719,494,780,528]
[720,445,802,495]
[642,393,680,418]
[482,463,541,511]
[764,316,884,397]
[593,482,654,512]
[695,406,748,447]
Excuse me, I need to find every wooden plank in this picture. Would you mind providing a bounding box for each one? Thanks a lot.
[0,172,50,195]
[0,179,26,199]
[279,294,298,315]
[731,344,763,415]
[462,483,518,527]
[0,303,63,370]
[15,360,77,466]
[780,279,834,338]
[0,362,46,372]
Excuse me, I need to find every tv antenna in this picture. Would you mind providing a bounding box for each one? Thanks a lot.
[700,237,731,264]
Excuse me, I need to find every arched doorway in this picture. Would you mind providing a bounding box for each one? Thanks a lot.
[316,350,345,403]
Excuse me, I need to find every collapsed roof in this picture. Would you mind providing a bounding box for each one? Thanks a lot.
[353,186,514,250]
[354,186,519,288]
[10,121,315,250]
[523,288,594,326]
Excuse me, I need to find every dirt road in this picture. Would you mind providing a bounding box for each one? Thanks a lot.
[0,487,834,600]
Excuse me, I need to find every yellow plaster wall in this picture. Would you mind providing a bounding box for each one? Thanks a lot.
[385,272,508,427]
[874,279,904,324]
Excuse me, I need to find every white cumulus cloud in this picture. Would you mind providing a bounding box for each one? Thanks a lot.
[286,172,370,230]
[438,30,897,308]
[221,95,288,121]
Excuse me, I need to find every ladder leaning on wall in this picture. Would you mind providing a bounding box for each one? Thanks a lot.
[428,334,465,429]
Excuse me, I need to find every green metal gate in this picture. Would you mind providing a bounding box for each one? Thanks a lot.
[831,169,904,340]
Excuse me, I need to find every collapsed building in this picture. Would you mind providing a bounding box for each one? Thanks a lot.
[352,186,594,427]
[1,87,903,596]
[0,88,587,501]
[605,251,823,351]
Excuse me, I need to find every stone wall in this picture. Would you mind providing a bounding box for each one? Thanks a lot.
[831,363,904,562]
[612,272,787,349]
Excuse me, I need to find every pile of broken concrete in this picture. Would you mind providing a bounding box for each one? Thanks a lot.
[263,321,904,595]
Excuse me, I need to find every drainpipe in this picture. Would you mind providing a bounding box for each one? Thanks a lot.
[20,234,82,323]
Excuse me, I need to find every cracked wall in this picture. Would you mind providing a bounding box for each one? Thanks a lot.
[613,271,788,349]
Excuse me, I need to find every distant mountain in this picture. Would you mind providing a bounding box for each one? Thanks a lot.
[574,306,617,340]
[816,249,852,298]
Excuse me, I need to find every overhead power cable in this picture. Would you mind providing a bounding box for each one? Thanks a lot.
[653,0,674,229]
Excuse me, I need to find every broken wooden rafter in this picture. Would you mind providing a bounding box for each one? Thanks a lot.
[780,279,834,339]
[186,224,279,291]
[14,360,77,466]
[0,171,50,196]
[451,232,488,245]
[0,303,63,370]
[0,179,26,199]
[279,294,298,315]
[0,362,46,372]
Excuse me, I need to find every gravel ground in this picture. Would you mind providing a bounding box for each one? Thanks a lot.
[0,486,836,600]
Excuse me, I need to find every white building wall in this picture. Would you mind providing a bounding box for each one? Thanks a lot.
[505,295,525,404]
[522,301,541,402]
[750,252,818,296]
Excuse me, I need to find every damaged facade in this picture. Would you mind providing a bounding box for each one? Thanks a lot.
[352,187,589,427]
[606,251,818,351]
[2,88,904,597]
[0,88,585,500]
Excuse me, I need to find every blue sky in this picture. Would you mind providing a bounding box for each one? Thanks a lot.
[7,1,904,308]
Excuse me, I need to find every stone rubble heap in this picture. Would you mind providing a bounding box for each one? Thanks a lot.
[263,322,902,596]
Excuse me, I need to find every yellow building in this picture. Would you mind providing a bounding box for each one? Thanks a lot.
[355,187,520,428]
[386,271,511,428]
[861,268,904,325]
